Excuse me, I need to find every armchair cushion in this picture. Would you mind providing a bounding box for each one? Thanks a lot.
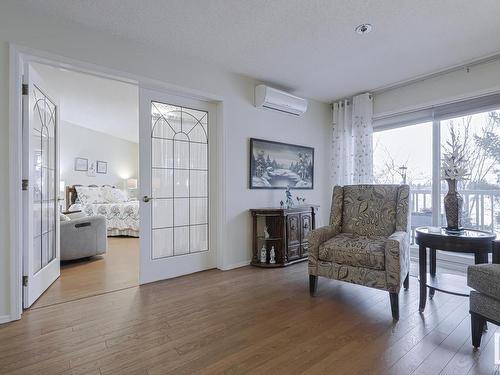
[318,233,386,270]
[468,264,500,300]
[341,185,399,237]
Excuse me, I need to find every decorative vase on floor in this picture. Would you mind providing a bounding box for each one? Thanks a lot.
[444,178,463,232]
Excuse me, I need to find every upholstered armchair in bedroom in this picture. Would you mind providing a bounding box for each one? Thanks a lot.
[308,184,410,320]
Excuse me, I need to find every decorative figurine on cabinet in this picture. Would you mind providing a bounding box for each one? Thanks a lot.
[285,185,294,208]
[260,245,267,263]
[264,226,270,239]
[270,246,276,264]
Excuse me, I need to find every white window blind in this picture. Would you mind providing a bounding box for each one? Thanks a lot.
[373,92,500,130]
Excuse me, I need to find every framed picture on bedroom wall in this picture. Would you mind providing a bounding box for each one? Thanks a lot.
[74,157,88,172]
[96,161,107,174]
[249,138,314,189]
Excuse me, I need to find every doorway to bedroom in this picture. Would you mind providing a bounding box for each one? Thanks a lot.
[29,63,140,308]
[15,49,220,318]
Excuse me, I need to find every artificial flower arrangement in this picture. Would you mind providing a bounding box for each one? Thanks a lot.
[441,148,469,181]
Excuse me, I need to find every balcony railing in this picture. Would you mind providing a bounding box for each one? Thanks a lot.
[410,188,500,241]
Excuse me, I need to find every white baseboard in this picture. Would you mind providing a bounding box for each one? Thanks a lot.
[218,259,252,271]
[410,246,474,274]
[0,315,13,324]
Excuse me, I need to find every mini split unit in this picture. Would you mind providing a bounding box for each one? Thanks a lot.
[254,85,308,116]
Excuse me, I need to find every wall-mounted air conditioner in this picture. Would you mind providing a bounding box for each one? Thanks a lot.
[255,84,308,116]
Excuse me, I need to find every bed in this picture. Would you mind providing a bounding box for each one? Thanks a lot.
[66,185,140,237]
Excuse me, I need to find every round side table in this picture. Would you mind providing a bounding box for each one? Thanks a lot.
[415,227,496,313]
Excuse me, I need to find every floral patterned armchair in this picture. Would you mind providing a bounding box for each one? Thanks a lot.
[308,184,410,320]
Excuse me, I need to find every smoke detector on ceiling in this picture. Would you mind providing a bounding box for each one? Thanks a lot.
[355,23,373,35]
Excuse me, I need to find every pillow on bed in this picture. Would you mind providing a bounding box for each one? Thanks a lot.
[75,186,106,205]
[60,213,71,221]
[103,186,128,203]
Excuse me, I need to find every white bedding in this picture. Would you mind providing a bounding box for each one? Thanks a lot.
[70,200,140,237]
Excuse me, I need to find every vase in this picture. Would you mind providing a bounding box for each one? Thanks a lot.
[444,179,463,231]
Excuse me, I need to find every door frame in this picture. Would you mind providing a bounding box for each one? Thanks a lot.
[8,43,226,323]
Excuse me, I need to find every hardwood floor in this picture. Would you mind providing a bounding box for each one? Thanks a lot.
[2,263,499,375]
[33,237,139,309]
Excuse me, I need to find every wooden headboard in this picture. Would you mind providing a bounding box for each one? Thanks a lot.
[65,184,115,210]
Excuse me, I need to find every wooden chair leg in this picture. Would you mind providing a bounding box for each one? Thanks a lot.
[309,275,318,296]
[403,272,409,290]
[390,292,399,321]
[471,312,486,348]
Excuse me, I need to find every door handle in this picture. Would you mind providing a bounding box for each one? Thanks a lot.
[143,196,152,203]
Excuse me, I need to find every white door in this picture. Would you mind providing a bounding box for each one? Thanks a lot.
[22,64,60,308]
[139,88,217,284]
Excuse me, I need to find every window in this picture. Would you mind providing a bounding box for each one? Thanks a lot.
[374,108,500,241]
[440,111,500,234]
[373,122,434,241]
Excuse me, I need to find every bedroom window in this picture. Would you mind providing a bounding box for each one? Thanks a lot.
[150,102,208,258]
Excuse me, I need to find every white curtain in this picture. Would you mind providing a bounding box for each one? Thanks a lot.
[331,92,373,186]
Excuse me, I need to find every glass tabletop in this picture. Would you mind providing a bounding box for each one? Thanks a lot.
[416,226,496,239]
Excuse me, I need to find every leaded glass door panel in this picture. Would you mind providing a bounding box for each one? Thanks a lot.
[139,88,216,284]
[22,64,60,308]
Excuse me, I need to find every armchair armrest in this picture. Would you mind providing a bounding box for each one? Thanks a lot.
[308,225,340,276]
[60,216,107,261]
[385,231,410,293]
[468,263,500,300]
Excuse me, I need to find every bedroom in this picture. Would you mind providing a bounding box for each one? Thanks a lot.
[31,63,140,307]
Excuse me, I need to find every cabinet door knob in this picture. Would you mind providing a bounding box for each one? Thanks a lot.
[143,195,152,203]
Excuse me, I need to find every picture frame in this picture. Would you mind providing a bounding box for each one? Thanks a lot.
[249,138,314,189]
[96,161,107,174]
[74,157,88,172]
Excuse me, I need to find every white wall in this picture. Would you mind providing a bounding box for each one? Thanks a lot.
[0,3,332,320]
[374,58,500,118]
[60,121,139,189]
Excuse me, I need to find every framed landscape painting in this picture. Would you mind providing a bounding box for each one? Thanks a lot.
[249,138,314,189]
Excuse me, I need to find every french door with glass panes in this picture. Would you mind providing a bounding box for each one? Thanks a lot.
[22,64,60,308]
[139,88,216,284]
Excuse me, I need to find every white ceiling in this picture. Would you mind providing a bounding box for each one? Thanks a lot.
[33,63,138,143]
[23,0,500,102]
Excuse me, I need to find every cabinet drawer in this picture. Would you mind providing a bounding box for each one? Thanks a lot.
[288,245,300,261]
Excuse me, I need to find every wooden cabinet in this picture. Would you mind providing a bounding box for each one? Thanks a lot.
[250,206,318,267]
